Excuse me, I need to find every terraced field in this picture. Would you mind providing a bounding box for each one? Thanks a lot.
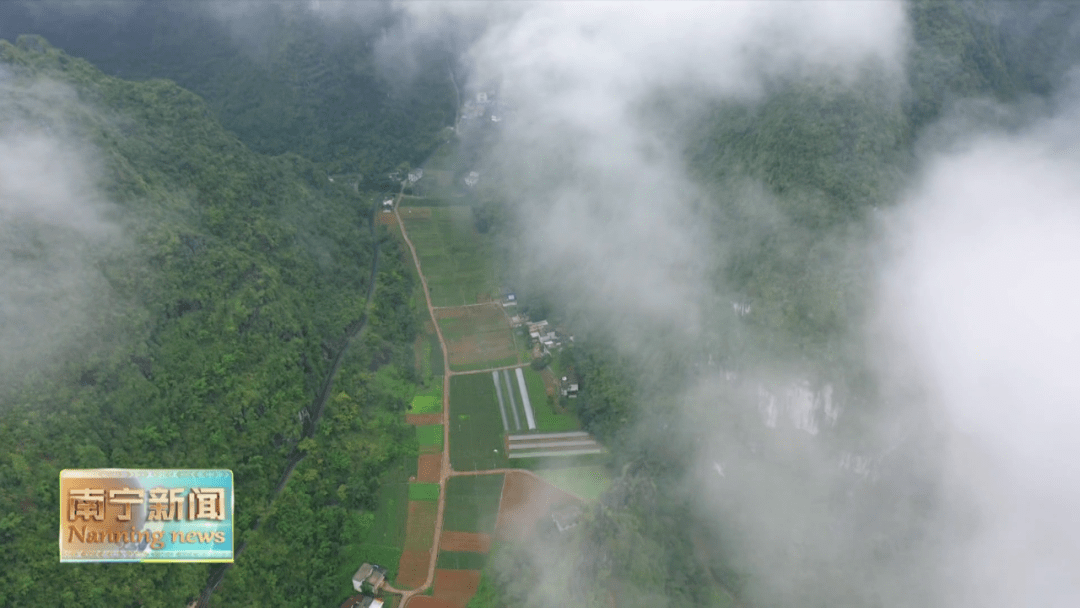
[399,207,499,307]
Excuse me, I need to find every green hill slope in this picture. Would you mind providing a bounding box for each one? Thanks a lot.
[0,36,419,607]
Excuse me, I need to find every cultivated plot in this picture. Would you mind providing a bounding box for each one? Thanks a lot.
[341,459,414,587]
[433,569,483,608]
[397,499,439,589]
[496,472,581,542]
[400,207,498,307]
[442,475,505,535]
[448,375,509,471]
[535,465,612,501]
[436,305,517,372]
[410,379,443,414]
[436,550,488,570]
[416,424,444,454]
[408,482,441,502]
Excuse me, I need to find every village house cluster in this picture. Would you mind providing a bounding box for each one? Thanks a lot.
[342,563,387,608]
[460,90,507,123]
[502,291,580,398]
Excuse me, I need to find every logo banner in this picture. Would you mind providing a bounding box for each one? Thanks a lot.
[60,469,234,563]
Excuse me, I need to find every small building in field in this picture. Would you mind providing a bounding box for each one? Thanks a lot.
[352,563,387,594]
[340,595,384,608]
[551,505,583,533]
[561,375,579,398]
[382,199,394,212]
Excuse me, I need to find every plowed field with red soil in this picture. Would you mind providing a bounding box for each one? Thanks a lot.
[407,598,457,608]
[417,454,442,483]
[433,569,482,608]
[396,550,429,590]
[495,472,582,541]
[439,531,491,553]
[407,414,443,425]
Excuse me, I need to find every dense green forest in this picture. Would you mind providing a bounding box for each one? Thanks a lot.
[0,0,458,183]
[0,35,422,606]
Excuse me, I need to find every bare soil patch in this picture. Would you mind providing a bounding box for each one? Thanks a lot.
[439,531,491,553]
[495,472,582,542]
[436,305,516,368]
[417,454,442,483]
[377,211,398,226]
[407,598,457,608]
[407,414,444,426]
[541,368,560,397]
[433,569,482,608]
[396,550,430,590]
[404,501,438,551]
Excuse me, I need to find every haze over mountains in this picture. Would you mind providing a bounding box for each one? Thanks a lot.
[1,2,1078,607]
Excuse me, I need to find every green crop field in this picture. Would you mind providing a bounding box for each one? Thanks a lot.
[522,368,579,432]
[339,458,416,586]
[400,207,498,306]
[436,551,488,570]
[449,374,509,471]
[410,379,443,414]
[408,482,441,502]
[416,424,444,449]
[535,465,612,501]
[442,475,505,534]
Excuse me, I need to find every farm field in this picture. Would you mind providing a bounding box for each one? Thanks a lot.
[522,367,579,432]
[399,206,498,307]
[410,378,443,414]
[433,569,483,608]
[343,459,415,588]
[535,465,612,501]
[416,424,444,454]
[409,482,441,502]
[436,550,488,570]
[495,472,582,542]
[449,374,509,471]
[442,475,505,534]
[436,305,517,372]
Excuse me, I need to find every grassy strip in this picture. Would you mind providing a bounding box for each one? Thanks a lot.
[410,379,443,414]
[449,355,520,373]
[535,465,612,501]
[436,551,488,570]
[449,374,508,471]
[442,475,505,534]
[416,424,444,448]
[408,482,441,502]
[523,368,579,432]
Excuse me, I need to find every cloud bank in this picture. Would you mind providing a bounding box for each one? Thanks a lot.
[0,67,120,387]
[878,88,1080,607]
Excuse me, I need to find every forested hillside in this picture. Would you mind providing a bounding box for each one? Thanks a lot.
[0,36,421,606]
[0,0,458,183]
